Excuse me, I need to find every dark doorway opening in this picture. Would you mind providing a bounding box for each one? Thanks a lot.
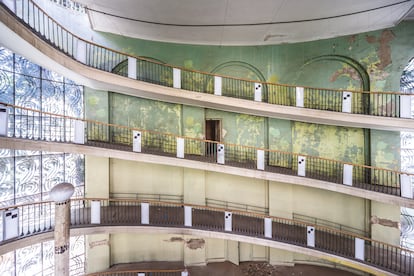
[205,119,221,156]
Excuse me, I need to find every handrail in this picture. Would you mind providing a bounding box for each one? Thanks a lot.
[85,269,185,276]
[1,198,413,275]
[0,0,412,118]
[1,101,412,198]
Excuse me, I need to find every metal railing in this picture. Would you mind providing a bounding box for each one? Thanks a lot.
[1,101,412,199]
[0,0,411,118]
[86,271,184,276]
[1,199,413,275]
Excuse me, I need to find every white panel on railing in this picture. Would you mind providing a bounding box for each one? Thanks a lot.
[400,95,412,118]
[355,237,365,260]
[133,130,142,153]
[141,202,149,225]
[184,206,192,227]
[307,226,315,247]
[342,91,352,113]
[343,164,353,186]
[176,137,185,159]
[254,83,262,102]
[127,57,137,79]
[76,40,86,64]
[214,76,222,96]
[181,271,189,276]
[3,208,19,240]
[296,87,304,107]
[74,120,85,144]
[217,144,225,164]
[91,201,101,224]
[257,149,265,171]
[297,156,306,177]
[264,217,272,238]
[173,68,181,89]
[401,174,413,199]
[225,211,232,232]
[138,273,145,276]
[0,104,8,137]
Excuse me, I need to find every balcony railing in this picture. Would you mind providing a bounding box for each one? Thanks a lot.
[1,199,413,275]
[86,270,185,276]
[0,0,412,119]
[1,101,413,200]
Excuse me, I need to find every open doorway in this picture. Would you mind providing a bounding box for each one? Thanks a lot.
[205,119,221,156]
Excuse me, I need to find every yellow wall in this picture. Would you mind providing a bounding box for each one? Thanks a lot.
[86,234,110,273]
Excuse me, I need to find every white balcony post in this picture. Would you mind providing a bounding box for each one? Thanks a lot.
[127,57,137,79]
[297,156,306,177]
[254,83,262,102]
[184,206,192,227]
[355,237,365,260]
[2,208,19,240]
[264,217,272,238]
[217,144,225,164]
[401,174,413,199]
[343,164,353,186]
[91,200,101,224]
[342,91,352,113]
[173,68,181,89]
[400,95,412,118]
[257,149,265,170]
[224,211,232,232]
[296,87,304,107]
[307,226,315,247]
[0,104,8,137]
[214,76,222,96]
[74,120,85,144]
[176,137,185,159]
[133,131,142,153]
[141,202,149,225]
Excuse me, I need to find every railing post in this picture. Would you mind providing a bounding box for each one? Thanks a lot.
[254,83,262,102]
[224,211,232,231]
[297,156,306,177]
[401,174,413,199]
[132,130,142,152]
[342,91,352,113]
[217,144,225,164]
[173,68,181,89]
[296,87,304,107]
[91,200,101,224]
[264,217,272,238]
[2,208,19,241]
[214,76,222,96]
[49,183,75,276]
[73,120,85,144]
[343,164,353,186]
[307,226,315,247]
[355,237,365,260]
[176,137,185,159]
[0,104,8,136]
[75,40,86,64]
[127,56,137,79]
[182,270,189,276]
[184,206,192,227]
[257,149,265,170]
[141,202,149,225]
[400,94,412,118]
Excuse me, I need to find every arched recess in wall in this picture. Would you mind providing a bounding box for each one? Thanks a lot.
[294,55,371,168]
[208,61,268,100]
[112,56,172,86]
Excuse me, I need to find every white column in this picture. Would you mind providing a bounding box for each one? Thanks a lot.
[257,150,265,170]
[217,144,225,164]
[214,76,222,96]
[184,206,192,227]
[0,104,8,137]
[133,130,142,152]
[254,83,262,102]
[127,57,137,79]
[74,121,85,144]
[343,164,353,186]
[355,237,365,260]
[141,203,149,225]
[401,174,413,199]
[91,201,101,224]
[400,95,412,118]
[2,208,19,240]
[264,217,272,238]
[224,212,232,232]
[296,87,304,107]
[342,91,352,113]
[307,226,315,247]
[176,137,185,158]
[173,68,181,89]
[297,156,306,177]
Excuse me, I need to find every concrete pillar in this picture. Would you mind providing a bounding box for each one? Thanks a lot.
[50,182,75,276]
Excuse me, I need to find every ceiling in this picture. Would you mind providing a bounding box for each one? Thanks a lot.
[77,0,414,46]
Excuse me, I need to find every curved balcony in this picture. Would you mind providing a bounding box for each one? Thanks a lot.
[0,102,413,207]
[0,0,414,132]
[0,199,413,275]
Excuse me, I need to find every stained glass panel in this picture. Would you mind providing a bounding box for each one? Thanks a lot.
[16,243,42,276]
[42,154,65,200]
[0,251,15,276]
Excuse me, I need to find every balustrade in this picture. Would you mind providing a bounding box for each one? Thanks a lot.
[1,199,413,275]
